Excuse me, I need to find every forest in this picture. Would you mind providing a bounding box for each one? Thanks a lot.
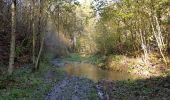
[0,0,170,99]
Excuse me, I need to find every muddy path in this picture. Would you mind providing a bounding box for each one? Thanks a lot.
[43,59,98,100]
[43,76,96,100]
[44,58,117,100]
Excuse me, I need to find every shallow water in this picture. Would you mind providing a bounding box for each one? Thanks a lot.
[64,63,138,81]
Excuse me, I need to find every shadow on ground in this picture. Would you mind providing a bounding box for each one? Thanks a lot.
[97,75,170,100]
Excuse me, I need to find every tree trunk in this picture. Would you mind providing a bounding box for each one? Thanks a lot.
[58,5,60,38]
[151,18,167,65]
[139,29,148,64]
[34,0,43,70]
[8,0,16,75]
[32,0,36,67]
[150,0,167,65]
[35,34,45,69]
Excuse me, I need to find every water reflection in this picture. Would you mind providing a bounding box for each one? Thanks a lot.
[64,63,138,81]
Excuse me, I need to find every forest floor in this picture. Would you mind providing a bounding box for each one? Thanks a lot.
[96,75,170,99]
[0,53,170,99]
[0,62,65,99]
[44,53,170,100]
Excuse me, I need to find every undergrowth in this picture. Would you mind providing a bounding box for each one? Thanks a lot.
[0,54,64,99]
[98,75,170,99]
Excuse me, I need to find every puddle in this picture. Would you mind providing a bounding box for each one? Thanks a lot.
[64,63,138,81]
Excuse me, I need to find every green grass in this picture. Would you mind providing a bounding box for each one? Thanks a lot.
[108,55,125,61]
[63,53,104,64]
[64,53,85,62]
[89,88,98,100]
[87,55,104,64]
[0,62,64,99]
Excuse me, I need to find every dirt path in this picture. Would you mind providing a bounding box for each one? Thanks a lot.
[43,58,110,100]
[43,57,170,100]
[43,76,96,100]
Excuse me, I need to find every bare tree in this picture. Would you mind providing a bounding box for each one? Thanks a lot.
[31,0,36,67]
[35,0,45,70]
[8,0,16,75]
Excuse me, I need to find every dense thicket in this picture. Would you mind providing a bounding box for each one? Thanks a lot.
[1,0,169,75]
[0,0,86,74]
[0,1,11,65]
[92,0,170,63]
